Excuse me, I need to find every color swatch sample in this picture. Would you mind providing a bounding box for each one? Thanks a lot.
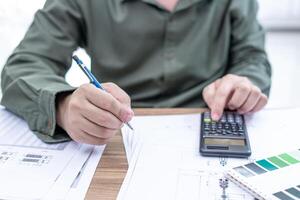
[234,150,300,177]
[244,163,267,175]
[256,159,278,171]
[273,186,300,200]
[279,153,299,164]
[285,188,300,198]
[268,156,289,168]
[273,191,295,200]
[231,150,300,200]
[233,166,254,178]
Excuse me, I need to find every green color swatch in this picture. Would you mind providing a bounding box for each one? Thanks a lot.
[279,153,299,164]
[268,156,289,168]
[256,159,278,171]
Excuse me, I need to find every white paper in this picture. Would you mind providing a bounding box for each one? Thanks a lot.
[245,107,300,157]
[43,144,94,200]
[65,145,105,200]
[119,108,300,200]
[119,114,253,200]
[0,106,104,200]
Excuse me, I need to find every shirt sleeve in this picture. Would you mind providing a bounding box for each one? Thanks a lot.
[227,0,272,95]
[1,0,85,143]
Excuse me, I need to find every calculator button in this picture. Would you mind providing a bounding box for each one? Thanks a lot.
[238,131,244,136]
[217,126,223,130]
[202,111,247,137]
[220,115,226,123]
[204,112,210,118]
[235,115,243,123]
[204,118,211,123]
[227,113,234,122]
[224,123,230,129]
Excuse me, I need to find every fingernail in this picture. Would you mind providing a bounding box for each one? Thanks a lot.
[120,107,133,122]
[128,108,134,116]
[124,113,133,122]
[238,109,244,114]
[211,112,219,121]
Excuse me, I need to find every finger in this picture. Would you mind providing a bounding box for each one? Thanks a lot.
[203,82,217,110]
[102,82,131,106]
[70,129,111,145]
[237,87,261,114]
[227,83,251,110]
[83,84,133,122]
[80,114,119,139]
[249,94,268,113]
[214,79,222,88]
[211,79,235,120]
[81,99,123,129]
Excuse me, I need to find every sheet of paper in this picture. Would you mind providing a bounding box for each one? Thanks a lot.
[43,144,95,200]
[245,107,300,157]
[122,125,140,163]
[119,108,300,200]
[119,114,253,200]
[0,106,104,200]
[65,145,105,200]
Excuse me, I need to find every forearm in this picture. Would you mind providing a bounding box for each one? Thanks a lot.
[227,54,271,96]
[1,0,84,143]
[228,0,272,96]
[1,53,75,143]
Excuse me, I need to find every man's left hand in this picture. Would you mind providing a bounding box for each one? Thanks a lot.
[202,74,268,121]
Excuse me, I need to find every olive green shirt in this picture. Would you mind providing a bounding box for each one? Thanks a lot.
[1,0,271,143]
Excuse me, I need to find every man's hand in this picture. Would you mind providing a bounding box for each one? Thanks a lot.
[203,74,268,121]
[56,83,134,145]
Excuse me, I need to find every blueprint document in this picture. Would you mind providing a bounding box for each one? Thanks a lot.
[119,108,300,200]
[0,106,104,200]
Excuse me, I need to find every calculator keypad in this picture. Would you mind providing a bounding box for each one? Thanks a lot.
[202,112,245,137]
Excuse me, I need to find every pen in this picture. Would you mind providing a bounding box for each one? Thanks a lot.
[72,55,134,130]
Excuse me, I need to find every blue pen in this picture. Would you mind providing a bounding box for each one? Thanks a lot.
[72,55,134,130]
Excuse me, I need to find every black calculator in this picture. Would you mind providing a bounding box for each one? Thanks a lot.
[199,111,251,158]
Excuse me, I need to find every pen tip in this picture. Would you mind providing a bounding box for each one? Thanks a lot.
[126,123,134,131]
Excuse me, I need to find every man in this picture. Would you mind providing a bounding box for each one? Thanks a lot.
[1,0,271,144]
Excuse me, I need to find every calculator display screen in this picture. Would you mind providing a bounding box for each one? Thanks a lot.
[204,138,245,146]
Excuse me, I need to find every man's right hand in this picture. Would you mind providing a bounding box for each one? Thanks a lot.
[56,82,134,145]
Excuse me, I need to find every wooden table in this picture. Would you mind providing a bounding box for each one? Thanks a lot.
[85,108,205,200]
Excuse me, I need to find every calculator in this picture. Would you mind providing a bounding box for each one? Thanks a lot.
[199,111,251,158]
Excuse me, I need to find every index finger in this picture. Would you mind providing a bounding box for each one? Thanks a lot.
[211,79,234,120]
[84,84,133,123]
[102,82,131,107]
[203,82,217,110]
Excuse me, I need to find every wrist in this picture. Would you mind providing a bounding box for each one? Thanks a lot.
[56,93,72,130]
